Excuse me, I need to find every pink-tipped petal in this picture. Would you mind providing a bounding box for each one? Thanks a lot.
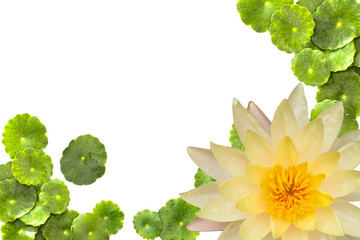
[186,218,229,232]
[247,101,271,135]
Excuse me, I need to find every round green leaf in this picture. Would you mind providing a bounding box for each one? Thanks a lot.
[353,37,360,67]
[133,210,162,240]
[1,219,37,240]
[60,134,107,185]
[310,99,338,120]
[291,48,330,86]
[35,229,46,240]
[312,0,360,50]
[296,0,325,13]
[93,200,124,235]
[71,213,110,240]
[20,199,50,227]
[317,69,360,116]
[158,198,200,240]
[229,124,245,150]
[194,168,215,188]
[269,4,315,53]
[42,209,79,240]
[0,161,13,182]
[39,179,70,214]
[12,148,53,186]
[237,0,293,33]
[0,178,37,222]
[340,106,359,136]
[323,41,356,72]
[2,113,48,159]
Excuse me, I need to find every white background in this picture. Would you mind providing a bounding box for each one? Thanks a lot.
[0,1,319,239]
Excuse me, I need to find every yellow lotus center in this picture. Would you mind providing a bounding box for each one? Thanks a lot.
[264,163,325,222]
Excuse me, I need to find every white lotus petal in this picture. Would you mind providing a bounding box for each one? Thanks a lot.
[218,221,243,240]
[247,101,271,135]
[318,170,360,198]
[282,223,309,240]
[180,181,222,208]
[336,141,360,170]
[316,206,344,236]
[210,142,250,177]
[316,102,343,153]
[288,83,309,129]
[332,198,360,237]
[233,98,271,144]
[196,196,249,222]
[187,147,232,180]
[186,217,229,232]
[340,186,360,202]
[331,130,360,151]
[239,212,270,240]
[308,230,337,240]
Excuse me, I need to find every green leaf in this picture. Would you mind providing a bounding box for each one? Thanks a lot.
[269,4,315,53]
[340,106,359,136]
[71,213,110,240]
[229,124,245,150]
[20,199,50,227]
[35,228,46,240]
[1,219,37,240]
[323,41,356,72]
[194,168,215,188]
[353,37,360,67]
[2,113,48,159]
[158,198,200,240]
[296,0,325,13]
[310,99,338,120]
[0,161,13,182]
[60,134,107,185]
[133,210,162,239]
[291,48,330,86]
[237,0,293,33]
[39,179,70,214]
[316,69,360,116]
[0,178,37,222]
[42,209,79,240]
[12,148,53,186]
[312,0,360,50]
[93,200,124,235]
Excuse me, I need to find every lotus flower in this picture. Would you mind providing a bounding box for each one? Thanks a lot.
[180,84,360,239]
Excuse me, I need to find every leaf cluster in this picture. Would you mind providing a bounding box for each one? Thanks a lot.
[237,0,360,136]
[0,113,124,239]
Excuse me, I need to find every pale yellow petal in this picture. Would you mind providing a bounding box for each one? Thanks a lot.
[247,101,271,135]
[247,164,272,186]
[281,223,309,240]
[340,186,360,202]
[244,130,276,166]
[308,230,337,240]
[316,102,343,153]
[196,196,249,222]
[180,181,223,208]
[239,212,270,240]
[294,118,324,163]
[218,175,258,202]
[294,210,316,231]
[270,216,290,238]
[187,147,232,180]
[336,141,360,170]
[316,206,344,236]
[331,130,360,151]
[275,136,299,168]
[210,142,250,177]
[288,83,309,129]
[271,99,299,151]
[318,170,360,198]
[233,98,271,144]
[313,190,334,207]
[236,189,268,214]
[218,221,243,240]
[186,218,229,232]
[308,151,340,177]
[332,198,360,237]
